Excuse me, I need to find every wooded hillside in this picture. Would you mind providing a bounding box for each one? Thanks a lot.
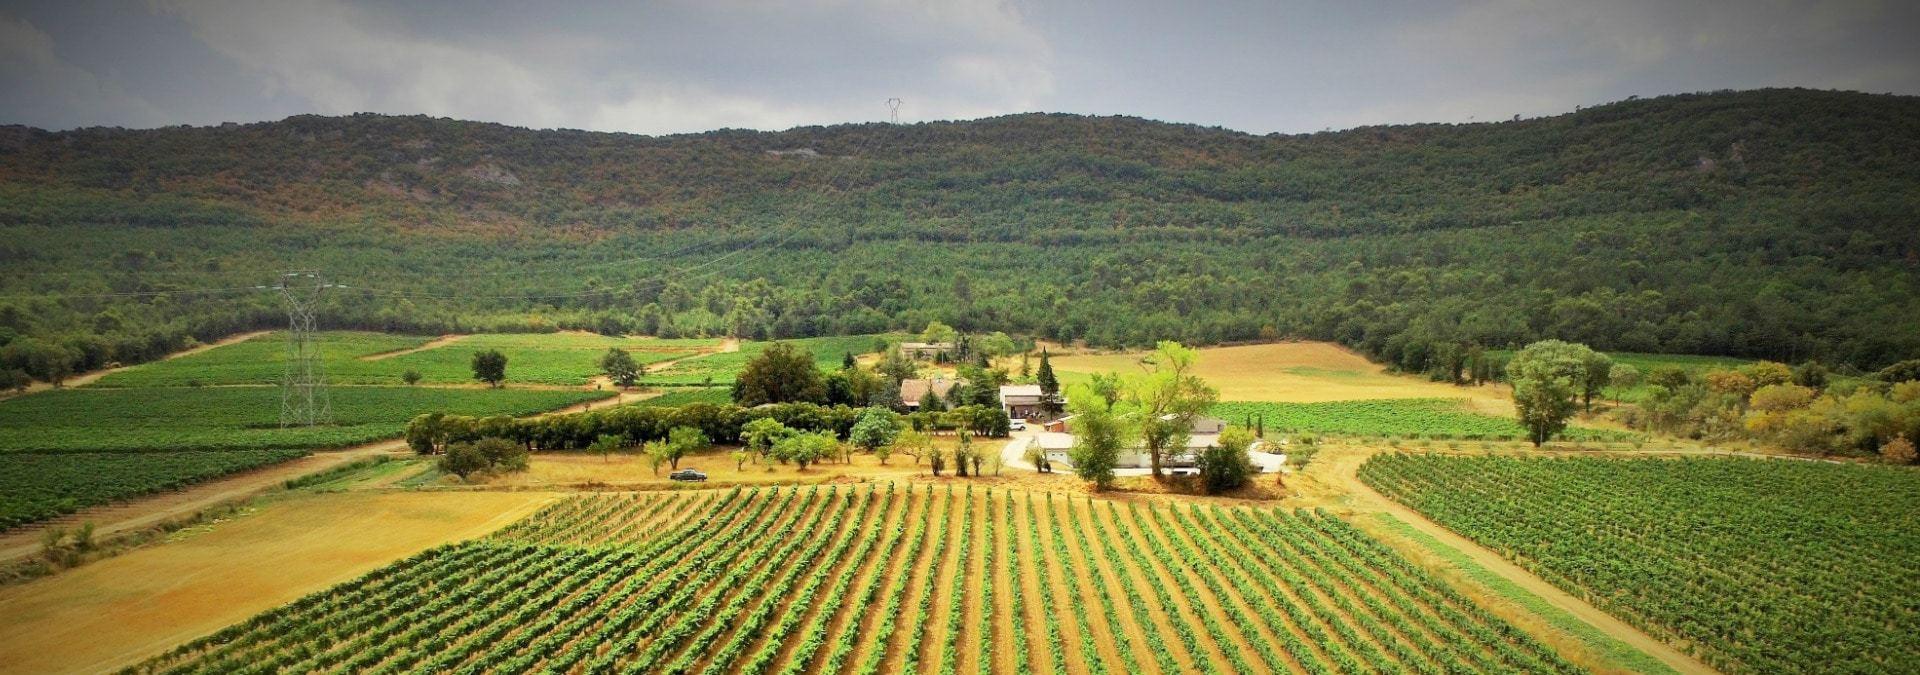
[1,88,1916,378]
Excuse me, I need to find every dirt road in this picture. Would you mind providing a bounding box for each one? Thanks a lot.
[2,331,272,397]
[1301,446,1714,675]
[0,440,405,565]
[358,333,466,360]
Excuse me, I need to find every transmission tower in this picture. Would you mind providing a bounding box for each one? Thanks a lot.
[278,271,333,427]
[886,97,903,124]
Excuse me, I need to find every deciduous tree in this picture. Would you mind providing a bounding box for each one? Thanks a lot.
[588,433,622,463]
[471,349,508,388]
[773,430,836,470]
[1508,340,1591,447]
[1066,382,1132,491]
[1129,341,1218,478]
[439,441,489,480]
[598,348,640,387]
[732,342,826,406]
[742,417,794,462]
[664,425,708,470]
[849,407,900,455]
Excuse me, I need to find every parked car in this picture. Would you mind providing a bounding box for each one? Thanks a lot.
[1009,418,1027,431]
[669,468,708,482]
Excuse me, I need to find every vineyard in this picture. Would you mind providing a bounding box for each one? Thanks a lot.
[0,449,307,529]
[94,332,714,387]
[132,485,1583,674]
[1211,399,1633,442]
[1359,454,1920,674]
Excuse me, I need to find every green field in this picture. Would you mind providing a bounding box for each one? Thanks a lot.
[0,386,608,454]
[377,334,712,385]
[93,332,423,387]
[0,449,310,530]
[641,335,883,385]
[1211,399,1633,442]
[95,332,713,387]
[1359,454,1920,674]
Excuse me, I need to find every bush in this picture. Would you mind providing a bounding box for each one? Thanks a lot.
[1195,427,1256,494]
[439,442,489,480]
[439,436,529,480]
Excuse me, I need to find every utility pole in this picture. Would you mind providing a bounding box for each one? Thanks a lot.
[277,271,333,427]
[886,97,903,124]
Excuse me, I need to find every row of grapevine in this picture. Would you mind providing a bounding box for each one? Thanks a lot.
[1360,453,1920,674]
[131,484,1588,674]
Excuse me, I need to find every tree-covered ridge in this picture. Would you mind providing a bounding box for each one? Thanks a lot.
[0,88,1916,377]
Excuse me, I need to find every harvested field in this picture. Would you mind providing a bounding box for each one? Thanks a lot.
[0,490,557,675]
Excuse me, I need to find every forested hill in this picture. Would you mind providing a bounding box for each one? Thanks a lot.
[1,88,1917,380]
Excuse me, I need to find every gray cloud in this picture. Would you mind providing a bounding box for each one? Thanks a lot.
[0,12,167,128]
[1,0,1914,134]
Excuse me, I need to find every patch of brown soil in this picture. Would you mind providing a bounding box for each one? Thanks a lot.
[0,490,558,675]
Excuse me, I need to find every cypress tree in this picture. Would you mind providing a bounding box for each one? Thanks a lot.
[1037,350,1059,396]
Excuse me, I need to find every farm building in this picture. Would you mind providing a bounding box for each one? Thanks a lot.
[998,384,1046,420]
[1027,415,1279,471]
[1046,413,1220,435]
[899,377,962,410]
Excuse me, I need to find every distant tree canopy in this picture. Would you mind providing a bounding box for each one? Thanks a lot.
[1,89,1917,382]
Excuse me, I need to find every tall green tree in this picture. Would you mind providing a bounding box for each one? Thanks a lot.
[1129,341,1219,479]
[471,349,508,388]
[732,342,826,406]
[1508,340,1594,446]
[1036,350,1063,418]
[849,407,901,454]
[1066,381,1133,491]
[663,425,708,470]
[598,348,640,387]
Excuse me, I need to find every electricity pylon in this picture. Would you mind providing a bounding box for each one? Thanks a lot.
[278,271,333,427]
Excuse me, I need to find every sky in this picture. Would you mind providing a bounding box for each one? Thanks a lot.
[2,0,1916,136]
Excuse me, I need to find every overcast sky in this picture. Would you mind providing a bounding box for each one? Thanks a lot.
[3,0,1916,136]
